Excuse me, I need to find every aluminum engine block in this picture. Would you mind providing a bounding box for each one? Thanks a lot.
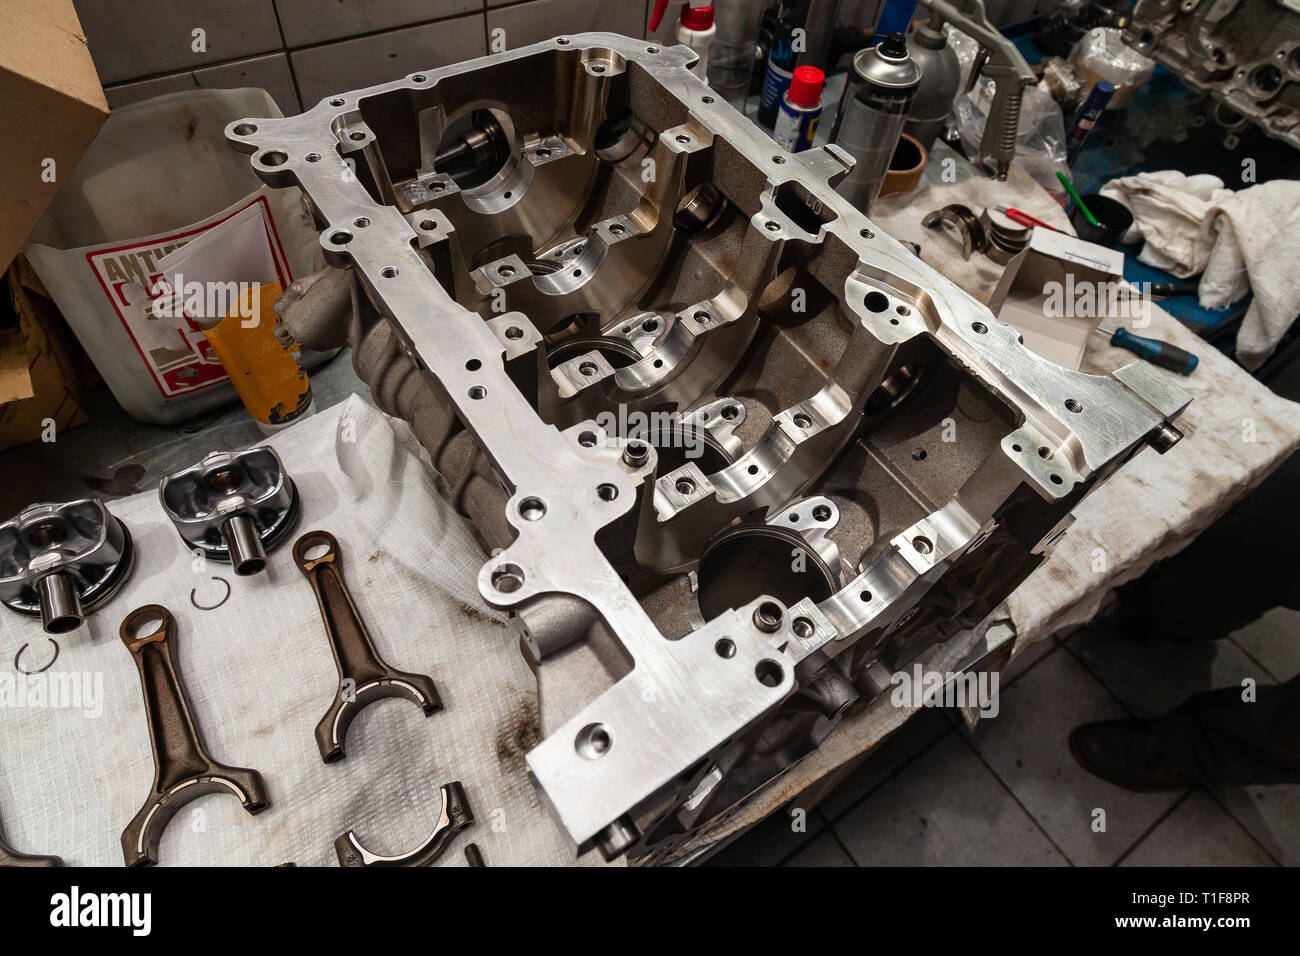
[1125,0,1300,150]
[227,33,1191,863]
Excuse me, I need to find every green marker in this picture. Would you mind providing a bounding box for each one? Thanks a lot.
[1057,170,1099,227]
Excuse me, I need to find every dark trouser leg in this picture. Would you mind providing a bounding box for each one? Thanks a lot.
[1115,443,1300,645]
[1073,364,1300,789]
[1152,675,1300,786]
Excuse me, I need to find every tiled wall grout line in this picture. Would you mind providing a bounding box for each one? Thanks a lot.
[998,627,1285,867]
[97,8,492,99]
[1226,634,1284,685]
[1059,635,1147,722]
[268,0,305,114]
[818,825,862,867]
[101,51,292,93]
[1001,639,1061,691]
[1200,786,1287,866]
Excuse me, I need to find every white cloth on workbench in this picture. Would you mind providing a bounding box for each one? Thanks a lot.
[871,158,1075,300]
[1101,170,1300,369]
[0,395,595,867]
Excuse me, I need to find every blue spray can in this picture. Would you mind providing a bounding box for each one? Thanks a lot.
[758,31,796,129]
[1065,81,1115,166]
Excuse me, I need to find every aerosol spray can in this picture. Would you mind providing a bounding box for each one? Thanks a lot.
[800,0,842,70]
[830,32,921,213]
[1065,80,1115,165]
[757,25,796,129]
[773,65,825,153]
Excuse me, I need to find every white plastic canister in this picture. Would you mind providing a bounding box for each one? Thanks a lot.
[25,88,330,424]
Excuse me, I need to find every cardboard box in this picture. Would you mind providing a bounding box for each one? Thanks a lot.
[0,1,109,272]
[987,229,1126,370]
[0,258,92,450]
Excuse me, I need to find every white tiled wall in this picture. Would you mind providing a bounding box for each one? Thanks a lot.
[77,0,654,115]
[273,0,482,48]
[102,52,300,116]
[487,0,647,52]
[290,14,488,108]
[78,0,1058,116]
[76,0,284,84]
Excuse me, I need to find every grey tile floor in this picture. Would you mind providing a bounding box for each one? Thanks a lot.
[708,608,1299,867]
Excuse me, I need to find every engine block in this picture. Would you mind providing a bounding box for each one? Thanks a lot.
[1126,0,1300,150]
[228,33,1190,862]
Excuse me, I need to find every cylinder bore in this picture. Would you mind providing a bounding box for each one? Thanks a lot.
[1250,63,1283,97]
[696,524,837,622]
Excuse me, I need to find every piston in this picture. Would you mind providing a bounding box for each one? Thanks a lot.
[159,447,300,575]
[0,498,135,634]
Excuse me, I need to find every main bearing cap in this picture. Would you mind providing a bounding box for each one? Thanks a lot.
[227,33,1191,862]
[159,447,299,575]
[0,498,135,634]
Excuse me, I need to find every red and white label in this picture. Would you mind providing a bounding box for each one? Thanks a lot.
[84,195,294,398]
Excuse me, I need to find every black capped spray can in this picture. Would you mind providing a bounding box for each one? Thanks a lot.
[830,32,921,213]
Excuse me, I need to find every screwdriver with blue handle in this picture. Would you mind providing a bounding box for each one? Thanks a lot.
[1093,325,1198,375]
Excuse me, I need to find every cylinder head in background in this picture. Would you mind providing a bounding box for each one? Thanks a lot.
[830,32,922,214]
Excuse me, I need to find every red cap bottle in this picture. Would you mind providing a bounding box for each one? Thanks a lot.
[650,0,715,32]
[679,5,715,31]
[787,66,825,109]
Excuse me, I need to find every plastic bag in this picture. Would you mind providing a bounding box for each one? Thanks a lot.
[951,70,1069,196]
[1070,27,1155,109]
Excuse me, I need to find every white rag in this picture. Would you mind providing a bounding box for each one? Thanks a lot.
[1101,170,1300,368]
[0,395,598,867]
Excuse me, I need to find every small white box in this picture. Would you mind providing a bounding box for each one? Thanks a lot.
[987,229,1126,370]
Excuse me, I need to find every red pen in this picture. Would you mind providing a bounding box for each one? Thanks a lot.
[995,205,1063,232]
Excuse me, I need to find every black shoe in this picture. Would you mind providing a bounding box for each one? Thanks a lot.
[1068,719,1197,792]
